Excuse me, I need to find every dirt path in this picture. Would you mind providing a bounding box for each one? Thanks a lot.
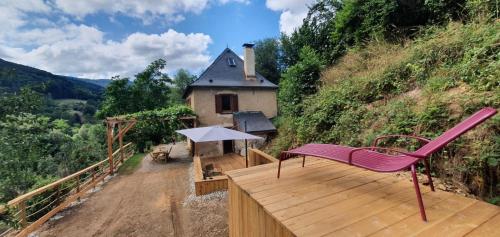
[36,143,228,237]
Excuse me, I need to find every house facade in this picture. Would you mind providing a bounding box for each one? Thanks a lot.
[183,44,278,157]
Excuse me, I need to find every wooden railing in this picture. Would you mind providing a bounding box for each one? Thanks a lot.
[0,143,135,237]
[248,149,278,167]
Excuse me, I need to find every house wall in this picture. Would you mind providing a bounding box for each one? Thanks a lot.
[194,141,223,158]
[189,88,277,127]
[186,87,277,158]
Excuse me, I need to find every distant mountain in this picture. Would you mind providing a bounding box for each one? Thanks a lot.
[66,77,113,88]
[0,58,104,100]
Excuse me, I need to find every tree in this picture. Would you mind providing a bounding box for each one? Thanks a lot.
[0,87,45,118]
[129,59,172,112]
[254,38,282,84]
[278,46,324,116]
[170,69,196,104]
[96,77,131,118]
[97,59,174,118]
[0,113,106,202]
[280,0,341,66]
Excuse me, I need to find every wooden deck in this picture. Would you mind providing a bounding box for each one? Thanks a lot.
[201,153,247,172]
[193,153,246,195]
[226,157,500,237]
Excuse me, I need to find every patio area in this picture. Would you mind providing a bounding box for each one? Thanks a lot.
[193,153,246,196]
[227,156,500,237]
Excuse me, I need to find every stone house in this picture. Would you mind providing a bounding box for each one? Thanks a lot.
[183,44,278,157]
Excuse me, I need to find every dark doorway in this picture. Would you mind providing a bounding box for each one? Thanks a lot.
[223,140,234,154]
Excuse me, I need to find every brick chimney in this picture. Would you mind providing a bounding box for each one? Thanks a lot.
[243,43,256,80]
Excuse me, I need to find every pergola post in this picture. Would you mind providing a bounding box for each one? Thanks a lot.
[107,122,115,175]
[106,118,137,175]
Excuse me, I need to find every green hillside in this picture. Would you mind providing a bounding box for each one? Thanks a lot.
[0,58,103,100]
[268,2,499,202]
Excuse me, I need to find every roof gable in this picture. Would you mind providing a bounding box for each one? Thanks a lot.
[187,48,278,91]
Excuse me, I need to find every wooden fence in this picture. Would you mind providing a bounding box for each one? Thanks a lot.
[0,143,135,237]
[248,148,279,167]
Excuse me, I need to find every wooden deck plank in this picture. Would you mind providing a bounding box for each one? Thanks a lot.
[370,195,477,237]
[245,163,358,198]
[326,191,454,237]
[271,175,398,221]
[465,212,500,237]
[415,202,500,237]
[283,179,430,234]
[227,157,500,237]
[262,171,389,211]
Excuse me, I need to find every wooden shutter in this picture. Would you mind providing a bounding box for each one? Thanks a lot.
[231,94,238,112]
[215,94,222,113]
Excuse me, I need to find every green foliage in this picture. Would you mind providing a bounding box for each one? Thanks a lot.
[124,105,195,152]
[254,38,282,84]
[269,20,500,200]
[332,0,398,51]
[97,59,173,118]
[280,0,341,66]
[278,46,324,116]
[466,0,500,20]
[0,87,45,118]
[0,113,106,203]
[170,69,196,104]
[280,0,493,66]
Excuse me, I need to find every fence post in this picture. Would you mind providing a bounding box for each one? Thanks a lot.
[18,200,27,228]
[92,169,96,189]
[119,124,124,163]
[76,175,81,202]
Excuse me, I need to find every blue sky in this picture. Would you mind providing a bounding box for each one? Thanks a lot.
[0,0,314,79]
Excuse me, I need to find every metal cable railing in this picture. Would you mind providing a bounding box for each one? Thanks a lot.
[0,143,135,237]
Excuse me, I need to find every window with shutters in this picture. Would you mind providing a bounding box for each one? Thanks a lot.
[215,94,238,114]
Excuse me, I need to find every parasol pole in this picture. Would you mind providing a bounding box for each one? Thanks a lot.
[245,120,248,168]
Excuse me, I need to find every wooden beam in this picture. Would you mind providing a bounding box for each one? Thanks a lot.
[112,120,136,142]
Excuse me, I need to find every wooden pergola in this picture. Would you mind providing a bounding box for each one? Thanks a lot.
[104,115,197,174]
[105,117,137,175]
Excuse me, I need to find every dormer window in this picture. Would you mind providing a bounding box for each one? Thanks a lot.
[227,58,236,67]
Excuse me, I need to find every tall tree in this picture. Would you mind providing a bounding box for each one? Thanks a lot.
[280,0,341,67]
[97,59,173,118]
[278,46,324,116]
[170,69,196,104]
[254,38,282,84]
[129,59,172,112]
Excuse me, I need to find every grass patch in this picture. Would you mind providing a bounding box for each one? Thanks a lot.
[118,153,145,175]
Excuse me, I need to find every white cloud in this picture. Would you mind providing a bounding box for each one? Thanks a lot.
[0,26,213,79]
[266,0,316,34]
[51,0,208,24]
[0,0,252,79]
[50,0,249,24]
[0,0,52,33]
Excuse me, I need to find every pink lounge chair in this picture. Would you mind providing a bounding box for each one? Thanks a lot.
[277,107,497,221]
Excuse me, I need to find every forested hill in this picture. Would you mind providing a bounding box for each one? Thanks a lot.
[67,77,113,88]
[0,58,104,100]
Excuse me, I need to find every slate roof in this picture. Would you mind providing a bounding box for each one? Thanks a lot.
[233,111,276,133]
[183,48,278,98]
